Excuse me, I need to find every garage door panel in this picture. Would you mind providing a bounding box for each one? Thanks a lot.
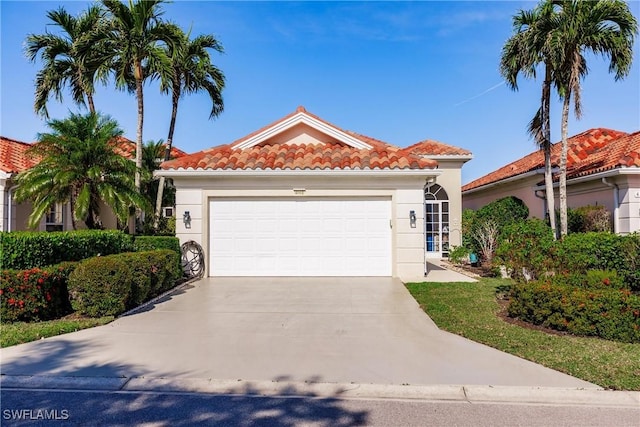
[210,198,391,276]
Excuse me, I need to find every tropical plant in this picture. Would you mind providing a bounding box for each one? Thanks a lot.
[500,1,558,238]
[25,5,110,118]
[84,0,181,191]
[13,112,148,230]
[141,139,175,210]
[154,29,225,226]
[549,0,637,237]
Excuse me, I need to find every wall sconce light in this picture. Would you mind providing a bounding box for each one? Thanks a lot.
[409,210,417,228]
[183,211,191,228]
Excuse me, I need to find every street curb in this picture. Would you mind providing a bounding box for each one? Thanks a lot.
[2,375,639,408]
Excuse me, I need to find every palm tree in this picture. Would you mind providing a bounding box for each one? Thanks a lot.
[154,29,225,225]
[25,5,109,118]
[141,139,174,210]
[14,112,148,230]
[87,0,180,192]
[500,1,558,238]
[550,0,637,236]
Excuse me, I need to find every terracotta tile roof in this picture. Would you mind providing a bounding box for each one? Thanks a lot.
[404,139,472,157]
[462,128,631,192]
[0,136,39,174]
[162,141,436,171]
[113,136,187,160]
[1,135,187,176]
[162,107,438,171]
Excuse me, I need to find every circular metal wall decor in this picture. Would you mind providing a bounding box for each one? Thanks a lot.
[180,240,205,279]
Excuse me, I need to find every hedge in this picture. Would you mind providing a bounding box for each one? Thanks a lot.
[68,250,180,317]
[1,262,76,322]
[133,236,181,272]
[508,280,640,343]
[1,230,134,270]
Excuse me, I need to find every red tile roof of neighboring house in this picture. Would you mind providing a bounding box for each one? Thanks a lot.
[162,107,439,171]
[0,136,39,174]
[404,139,472,157]
[462,128,632,192]
[1,135,187,175]
[113,136,187,160]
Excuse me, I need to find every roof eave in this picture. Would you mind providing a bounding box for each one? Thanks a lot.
[231,111,373,150]
[421,154,473,162]
[462,168,546,195]
[533,166,640,189]
[156,168,441,178]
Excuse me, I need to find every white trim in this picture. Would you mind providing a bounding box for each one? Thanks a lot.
[0,171,11,180]
[231,112,372,150]
[157,168,441,178]
[532,167,639,190]
[419,154,474,162]
[462,168,546,195]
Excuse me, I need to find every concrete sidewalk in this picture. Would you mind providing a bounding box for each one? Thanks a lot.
[2,376,639,409]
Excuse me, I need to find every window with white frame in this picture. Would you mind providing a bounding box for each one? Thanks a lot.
[45,203,64,232]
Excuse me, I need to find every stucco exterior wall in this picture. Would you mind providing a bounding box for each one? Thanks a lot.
[434,161,467,249]
[618,174,640,234]
[462,174,547,218]
[172,174,439,281]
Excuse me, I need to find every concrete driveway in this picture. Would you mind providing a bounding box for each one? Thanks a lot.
[0,277,595,388]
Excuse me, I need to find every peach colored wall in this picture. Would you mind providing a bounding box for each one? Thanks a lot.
[462,174,546,218]
[262,123,336,146]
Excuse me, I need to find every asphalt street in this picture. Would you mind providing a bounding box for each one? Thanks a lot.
[2,388,639,427]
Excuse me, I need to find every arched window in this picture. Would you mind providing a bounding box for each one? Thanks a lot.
[424,183,450,257]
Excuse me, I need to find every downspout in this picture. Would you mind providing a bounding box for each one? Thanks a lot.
[6,184,18,232]
[534,190,547,221]
[602,177,619,234]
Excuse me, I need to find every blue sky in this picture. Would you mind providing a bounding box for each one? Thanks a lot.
[1,1,639,184]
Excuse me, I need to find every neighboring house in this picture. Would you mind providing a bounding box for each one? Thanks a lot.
[0,135,185,232]
[158,106,472,280]
[462,128,640,234]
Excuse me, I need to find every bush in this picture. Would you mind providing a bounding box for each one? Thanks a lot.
[508,280,640,343]
[449,245,470,265]
[464,197,529,263]
[1,230,134,270]
[133,236,182,273]
[1,262,77,322]
[495,219,555,281]
[68,257,132,317]
[567,205,611,233]
[553,233,640,292]
[67,250,180,317]
[133,236,180,255]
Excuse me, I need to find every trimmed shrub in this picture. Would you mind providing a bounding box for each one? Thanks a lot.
[475,196,529,228]
[495,219,555,281]
[1,262,76,322]
[133,236,181,273]
[67,250,180,317]
[508,280,640,343]
[68,256,132,317]
[553,232,640,291]
[1,230,133,270]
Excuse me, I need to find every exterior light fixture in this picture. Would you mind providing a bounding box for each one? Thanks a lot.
[293,188,306,195]
[409,210,417,228]
[183,211,191,228]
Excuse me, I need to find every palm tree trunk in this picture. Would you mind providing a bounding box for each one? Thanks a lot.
[131,61,144,235]
[542,64,556,239]
[154,84,180,228]
[87,93,96,115]
[559,91,571,238]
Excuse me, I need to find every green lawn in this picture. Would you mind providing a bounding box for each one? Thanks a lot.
[406,278,640,391]
[1,317,113,348]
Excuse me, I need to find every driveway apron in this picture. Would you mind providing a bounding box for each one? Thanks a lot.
[0,277,595,388]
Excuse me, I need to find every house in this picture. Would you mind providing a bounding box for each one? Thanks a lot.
[0,135,185,232]
[158,106,472,280]
[462,128,640,234]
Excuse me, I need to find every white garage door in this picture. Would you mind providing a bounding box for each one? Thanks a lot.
[209,198,392,276]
